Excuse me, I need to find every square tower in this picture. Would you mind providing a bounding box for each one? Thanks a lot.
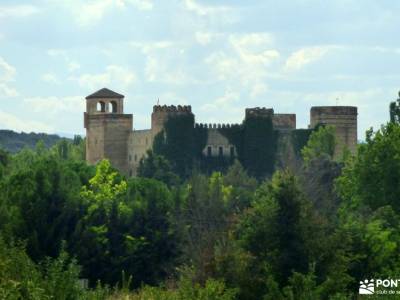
[84,88,133,174]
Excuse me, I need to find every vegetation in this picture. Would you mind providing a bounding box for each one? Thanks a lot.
[1,97,400,299]
[0,129,68,153]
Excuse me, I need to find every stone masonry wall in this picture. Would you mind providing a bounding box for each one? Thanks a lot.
[310,106,358,158]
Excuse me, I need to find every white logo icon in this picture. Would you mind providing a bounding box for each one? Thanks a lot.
[359,279,375,294]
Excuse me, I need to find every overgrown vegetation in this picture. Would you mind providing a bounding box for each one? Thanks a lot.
[1,96,400,299]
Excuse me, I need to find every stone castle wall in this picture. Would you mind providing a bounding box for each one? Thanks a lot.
[310,106,358,157]
[128,129,153,176]
[85,89,358,177]
[85,113,132,174]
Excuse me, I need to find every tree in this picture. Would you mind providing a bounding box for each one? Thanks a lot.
[223,160,258,211]
[389,91,400,123]
[238,171,312,286]
[337,122,400,212]
[138,150,179,187]
[301,125,336,165]
[74,159,179,286]
[2,152,86,260]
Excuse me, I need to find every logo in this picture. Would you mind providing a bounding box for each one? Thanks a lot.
[359,279,375,295]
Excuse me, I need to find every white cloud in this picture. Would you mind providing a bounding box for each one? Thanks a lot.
[202,88,240,110]
[0,56,16,82]
[68,62,81,72]
[131,40,194,84]
[229,33,278,65]
[72,65,137,90]
[183,0,229,16]
[65,0,153,28]
[284,46,331,72]
[130,40,174,54]
[205,33,279,96]
[0,5,39,18]
[126,0,153,10]
[0,110,53,133]
[0,84,18,97]
[0,56,18,97]
[41,73,60,84]
[47,49,81,73]
[24,96,85,114]
[195,31,216,46]
[199,89,243,124]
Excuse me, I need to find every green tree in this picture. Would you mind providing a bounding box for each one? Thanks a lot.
[238,171,311,286]
[74,159,179,286]
[301,125,336,165]
[389,91,400,123]
[337,122,400,212]
[138,150,179,187]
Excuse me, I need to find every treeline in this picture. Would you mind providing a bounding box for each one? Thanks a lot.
[1,100,400,299]
[0,129,68,153]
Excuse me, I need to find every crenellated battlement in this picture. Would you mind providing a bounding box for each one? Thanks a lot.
[195,123,241,129]
[153,105,192,113]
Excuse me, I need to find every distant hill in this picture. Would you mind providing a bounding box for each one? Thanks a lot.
[0,130,70,153]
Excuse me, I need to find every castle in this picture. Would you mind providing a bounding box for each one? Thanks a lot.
[84,88,358,176]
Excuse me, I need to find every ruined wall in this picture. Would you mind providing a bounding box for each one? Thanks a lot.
[310,106,358,157]
[128,129,153,176]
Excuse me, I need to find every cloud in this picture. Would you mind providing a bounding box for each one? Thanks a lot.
[205,33,279,97]
[0,4,39,18]
[0,110,53,133]
[199,89,243,124]
[68,62,81,72]
[0,84,18,97]
[0,56,18,97]
[183,0,229,16]
[65,0,153,28]
[130,40,174,54]
[126,0,153,10]
[24,96,85,114]
[284,46,332,72]
[201,88,240,111]
[72,65,137,90]
[131,40,195,84]
[41,73,60,84]
[47,49,81,73]
[0,56,16,82]
[195,31,218,46]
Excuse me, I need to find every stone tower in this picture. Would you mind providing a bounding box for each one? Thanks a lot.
[84,88,133,174]
[310,106,358,157]
[151,104,194,137]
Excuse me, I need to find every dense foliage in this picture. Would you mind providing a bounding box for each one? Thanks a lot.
[0,129,68,153]
[1,104,400,299]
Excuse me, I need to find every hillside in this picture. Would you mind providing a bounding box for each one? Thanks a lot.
[0,130,68,153]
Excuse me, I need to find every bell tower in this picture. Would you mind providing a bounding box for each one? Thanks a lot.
[84,88,133,174]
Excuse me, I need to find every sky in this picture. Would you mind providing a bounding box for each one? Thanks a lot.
[0,0,399,139]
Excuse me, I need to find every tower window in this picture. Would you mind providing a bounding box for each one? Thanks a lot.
[111,101,117,113]
[207,146,212,157]
[97,101,106,112]
[134,154,137,162]
[218,146,223,157]
[129,154,132,162]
